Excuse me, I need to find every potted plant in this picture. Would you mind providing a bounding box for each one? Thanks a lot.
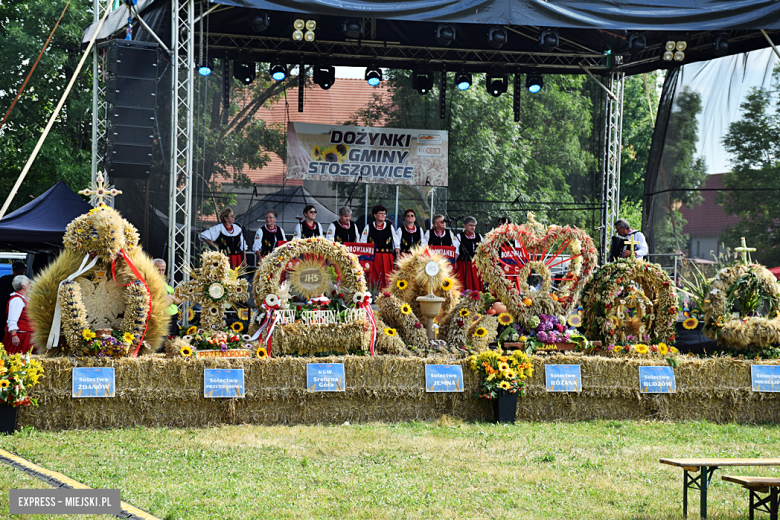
[0,346,44,434]
[467,349,533,423]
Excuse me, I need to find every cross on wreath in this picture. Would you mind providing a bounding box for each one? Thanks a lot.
[624,235,641,256]
[79,173,122,207]
[734,236,756,264]
[174,251,249,331]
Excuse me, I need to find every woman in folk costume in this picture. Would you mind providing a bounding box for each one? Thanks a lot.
[423,214,460,249]
[326,207,359,243]
[200,207,247,269]
[253,209,286,263]
[359,205,399,287]
[394,208,426,255]
[3,276,33,354]
[293,204,324,239]
[455,216,484,291]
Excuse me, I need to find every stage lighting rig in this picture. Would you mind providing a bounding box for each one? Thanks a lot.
[233,62,256,85]
[292,19,316,42]
[663,39,687,62]
[365,67,382,86]
[249,12,269,34]
[412,70,434,95]
[526,74,543,93]
[343,19,362,39]
[436,24,456,46]
[539,29,559,51]
[486,73,508,97]
[270,60,287,81]
[487,26,508,49]
[454,70,472,91]
[628,33,646,53]
[714,33,729,56]
[313,65,336,90]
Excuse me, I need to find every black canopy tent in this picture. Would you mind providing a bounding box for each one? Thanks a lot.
[0,182,91,251]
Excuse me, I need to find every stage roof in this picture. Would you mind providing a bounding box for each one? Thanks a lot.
[87,0,780,75]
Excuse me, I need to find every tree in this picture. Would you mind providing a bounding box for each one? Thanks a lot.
[719,68,780,265]
[0,0,94,211]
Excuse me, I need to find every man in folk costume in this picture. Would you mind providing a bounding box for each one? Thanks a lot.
[3,276,33,355]
[292,204,324,239]
[394,208,426,255]
[423,214,460,249]
[326,207,359,243]
[253,209,286,263]
[199,207,247,269]
[455,216,484,291]
[359,205,399,286]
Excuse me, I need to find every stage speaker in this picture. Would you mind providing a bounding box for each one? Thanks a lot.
[100,40,159,179]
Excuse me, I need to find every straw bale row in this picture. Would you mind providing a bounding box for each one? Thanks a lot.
[17,354,780,430]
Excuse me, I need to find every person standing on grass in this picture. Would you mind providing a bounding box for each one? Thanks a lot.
[3,275,33,354]
[293,205,324,239]
[359,205,398,287]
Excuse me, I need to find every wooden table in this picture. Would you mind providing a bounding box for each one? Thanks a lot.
[722,476,780,520]
[660,458,780,519]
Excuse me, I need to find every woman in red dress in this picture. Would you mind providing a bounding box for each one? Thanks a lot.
[3,275,33,354]
[359,205,398,287]
[455,216,484,291]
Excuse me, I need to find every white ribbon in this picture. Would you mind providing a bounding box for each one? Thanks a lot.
[46,254,99,350]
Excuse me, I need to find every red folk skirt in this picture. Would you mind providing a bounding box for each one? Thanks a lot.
[3,330,33,355]
[456,260,484,292]
[369,252,395,288]
[228,253,244,269]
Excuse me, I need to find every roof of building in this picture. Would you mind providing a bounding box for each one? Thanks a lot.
[228,78,389,186]
[679,173,741,238]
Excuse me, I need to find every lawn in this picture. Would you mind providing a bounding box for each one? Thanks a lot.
[0,420,778,519]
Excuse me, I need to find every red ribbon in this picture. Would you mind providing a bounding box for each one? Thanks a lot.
[111,250,152,357]
[359,299,376,356]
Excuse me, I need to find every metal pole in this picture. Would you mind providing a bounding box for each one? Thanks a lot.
[90,0,100,184]
[430,187,435,217]
[394,185,399,227]
[364,184,369,228]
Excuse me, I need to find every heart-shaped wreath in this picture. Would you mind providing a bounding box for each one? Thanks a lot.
[475,214,598,327]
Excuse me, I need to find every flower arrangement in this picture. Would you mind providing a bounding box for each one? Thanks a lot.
[376,292,429,349]
[0,345,44,407]
[468,315,499,351]
[82,329,135,357]
[185,329,248,352]
[603,341,680,365]
[468,349,533,400]
[438,290,485,348]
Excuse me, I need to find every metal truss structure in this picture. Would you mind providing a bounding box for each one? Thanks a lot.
[600,72,625,263]
[90,0,109,185]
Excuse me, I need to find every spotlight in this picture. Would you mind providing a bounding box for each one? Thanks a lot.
[233,61,256,85]
[628,33,646,53]
[663,50,674,61]
[714,33,729,56]
[412,71,433,95]
[676,41,687,51]
[198,64,212,76]
[486,73,507,97]
[313,65,335,90]
[526,74,543,94]
[293,19,305,31]
[249,12,269,34]
[365,67,382,86]
[487,26,508,49]
[269,60,287,82]
[292,30,303,41]
[454,70,471,91]
[292,19,316,41]
[674,51,685,61]
[539,29,559,51]
[304,31,315,42]
[342,18,362,39]
[436,24,456,46]
[305,20,316,31]
[663,40,687,62]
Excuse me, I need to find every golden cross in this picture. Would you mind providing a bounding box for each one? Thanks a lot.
[625,235,641,255]
[79,173,122,207]
[734,236,756,264]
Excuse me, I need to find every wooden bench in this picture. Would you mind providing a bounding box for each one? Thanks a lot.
[722,476,780,520]
[660,458,780,519]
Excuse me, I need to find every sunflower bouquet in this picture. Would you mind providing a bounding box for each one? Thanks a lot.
[82,329,136,358]
[467,349,533,400]
[0,345,44,407]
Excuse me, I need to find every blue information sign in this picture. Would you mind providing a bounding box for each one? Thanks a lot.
[204,369,245,398]
[639,366,676,393]
[425,365,464,392]
[545,365,582,392]
[751,365,780,392]
[72,367,115,398]
[307,363,346,392]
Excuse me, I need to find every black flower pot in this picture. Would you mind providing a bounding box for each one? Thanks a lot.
[0,405,18,435]
[492,389,518,424]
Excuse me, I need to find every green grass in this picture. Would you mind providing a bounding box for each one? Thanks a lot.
[0,420,778,519]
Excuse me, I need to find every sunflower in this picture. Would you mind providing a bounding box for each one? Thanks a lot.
[186,326,197,335]
[322,146,340,163]
[499,362,510,371]
[441,278,454,291]
[256,346,268,358]
[658,342,669,356]
[473,327,488,338]
[311,145,323,160]
[567,315,582,327]
[504,369,517,379]
[459,308,470,317]
[635,344,649,354]
[208,306,219,315]
[499,381,511,390]
[396,279,409,290]
[82,329,96,341]
[179,345,193,357]
[682,317,699,330]
[497,313,513,326]
[384,327,397,337]
[122,332,135,345]
[187,308,196,321]
[231,322,244,333]
[400,304,412,315]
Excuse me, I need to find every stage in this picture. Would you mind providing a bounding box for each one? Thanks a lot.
[16,355,780,430]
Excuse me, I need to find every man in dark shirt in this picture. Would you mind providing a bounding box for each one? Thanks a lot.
[0,262,26,332]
